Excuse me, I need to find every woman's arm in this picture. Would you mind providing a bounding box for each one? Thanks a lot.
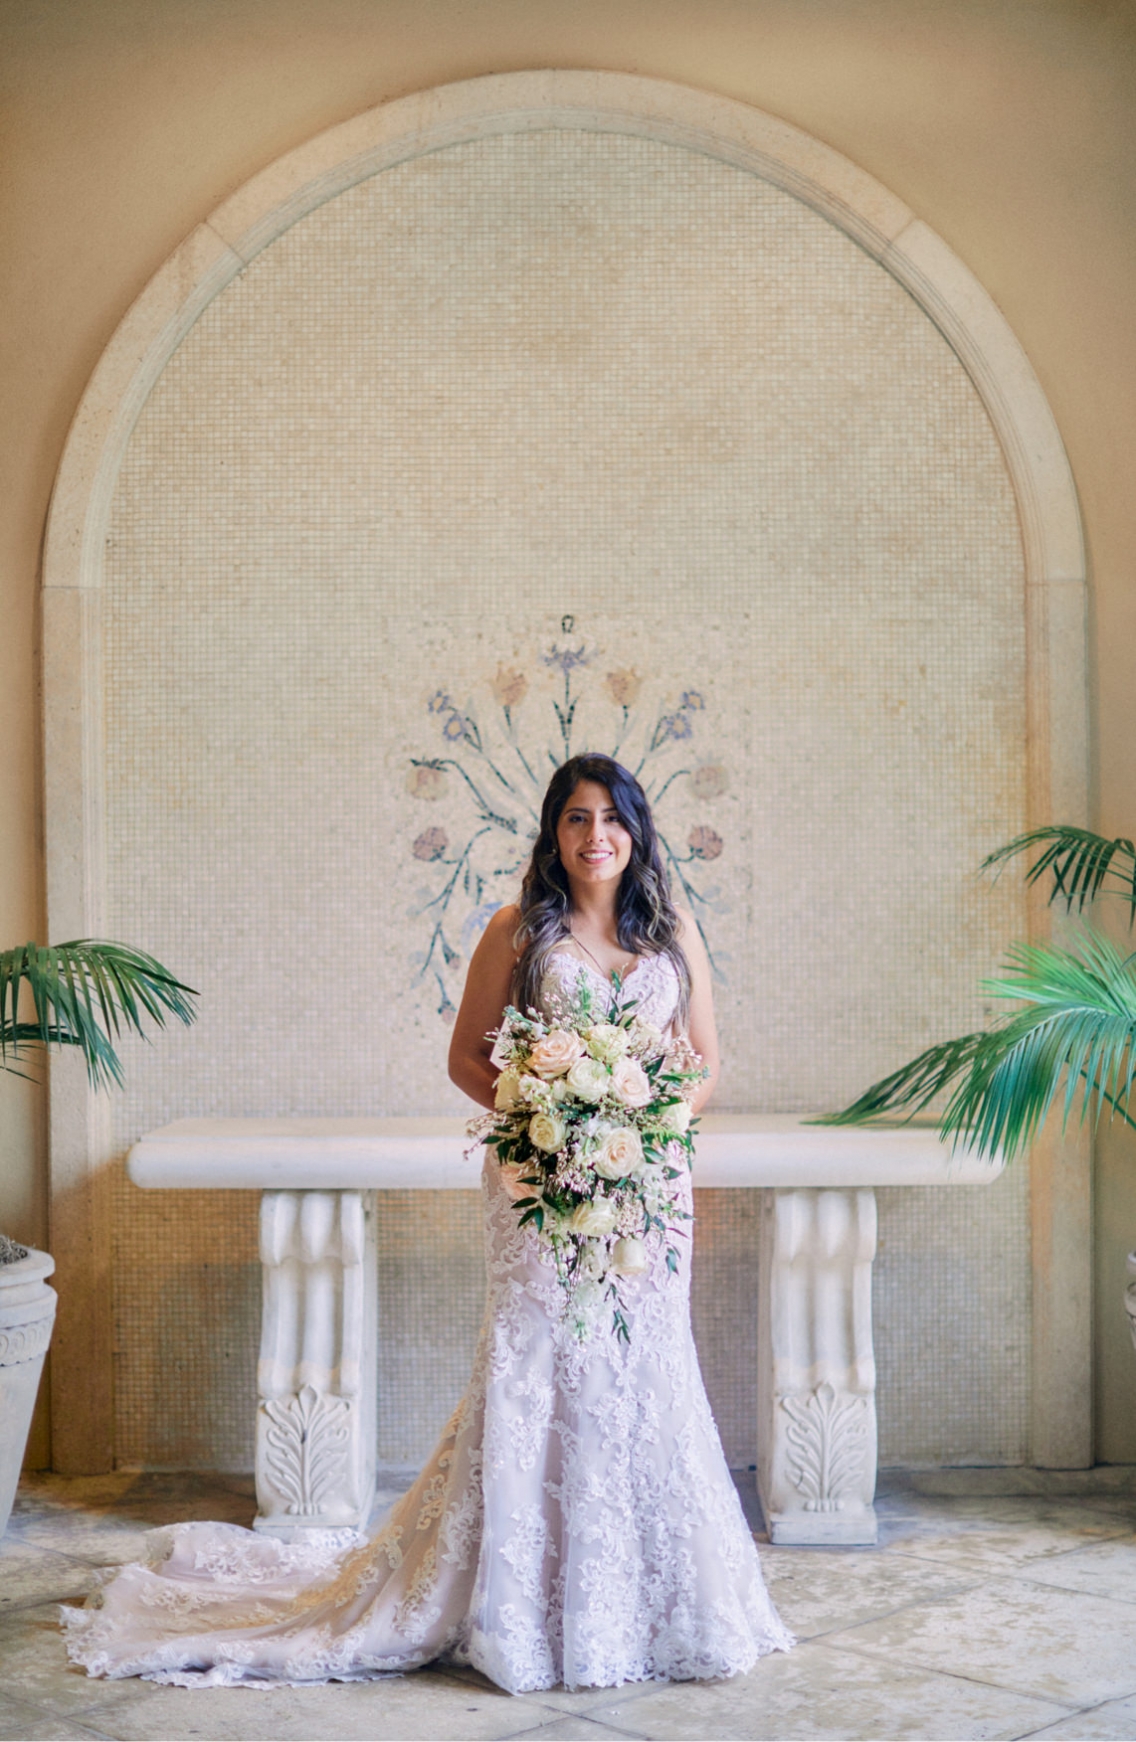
[677,909,720,1113]
[447,905,521,1110]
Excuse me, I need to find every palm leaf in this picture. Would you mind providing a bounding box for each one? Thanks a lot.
[983,826,1136,919]
[0,940,197,1090]
[820,928,1136,1161]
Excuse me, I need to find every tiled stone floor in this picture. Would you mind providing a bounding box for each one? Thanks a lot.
[4,1467,1136,1740]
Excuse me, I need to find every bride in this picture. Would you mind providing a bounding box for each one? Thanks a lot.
[62,753,793,1693]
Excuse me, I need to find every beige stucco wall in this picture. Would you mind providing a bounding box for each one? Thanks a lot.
[3,0,1136,1467]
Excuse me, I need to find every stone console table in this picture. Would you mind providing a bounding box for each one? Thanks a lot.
[128,1116,1003,1546]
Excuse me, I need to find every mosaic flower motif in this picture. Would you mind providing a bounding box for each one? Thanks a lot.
[490,666,529,709]
[412,827,449,862]
[408,623,727,1018]
[657,712,694,744]
[544,642,588,677]
[406,764,448,800]
[690,763,728,801]
[688,825,723,861]
[605,669,642,709]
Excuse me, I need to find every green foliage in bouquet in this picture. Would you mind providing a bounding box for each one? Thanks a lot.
[471,970,705,1341]
[822,826,1136,1160]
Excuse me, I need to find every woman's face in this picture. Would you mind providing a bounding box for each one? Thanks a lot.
[555,780,634,890]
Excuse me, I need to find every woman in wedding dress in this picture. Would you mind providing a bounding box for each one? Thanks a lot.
[62,753,792,1694]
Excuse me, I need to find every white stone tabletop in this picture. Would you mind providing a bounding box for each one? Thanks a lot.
[126,1114,1003,1191]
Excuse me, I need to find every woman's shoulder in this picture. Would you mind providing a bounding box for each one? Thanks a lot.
[472,903,522,963]
[672,906,710,972]
[486,903,522,941]
[672,905,697,944]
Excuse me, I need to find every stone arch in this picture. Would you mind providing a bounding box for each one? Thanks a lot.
[41,71,1088,1472]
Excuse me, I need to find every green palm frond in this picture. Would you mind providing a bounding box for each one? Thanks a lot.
[820,929,1136,1160]
[983,826,1136,919]
[0,941,197,1091]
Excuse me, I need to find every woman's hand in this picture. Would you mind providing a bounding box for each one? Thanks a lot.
[447,905,522,1110]
[676,909,720,1113]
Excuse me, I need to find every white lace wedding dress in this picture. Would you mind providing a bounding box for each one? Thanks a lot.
[62,952,793,1693]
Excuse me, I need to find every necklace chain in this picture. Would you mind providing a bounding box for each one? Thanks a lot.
[568,927,635,982]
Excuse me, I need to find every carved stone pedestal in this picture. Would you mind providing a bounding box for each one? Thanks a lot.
[128,1116,1003,1541]
[757,1187,878,1545]
[254,1190,376,1536]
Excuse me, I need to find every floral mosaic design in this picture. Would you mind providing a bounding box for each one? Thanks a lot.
[406,620,730,1020]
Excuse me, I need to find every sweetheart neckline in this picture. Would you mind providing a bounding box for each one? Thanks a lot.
[546,948,670,989]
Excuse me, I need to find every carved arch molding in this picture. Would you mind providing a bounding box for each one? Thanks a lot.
[41,71,1088,1472]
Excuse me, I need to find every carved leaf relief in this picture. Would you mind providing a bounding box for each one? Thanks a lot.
[781,1381,870,1512]
[261,1383,352,1515]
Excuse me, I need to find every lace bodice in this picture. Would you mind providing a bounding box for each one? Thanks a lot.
[61,941,792,1693]
[540,948,681,1032]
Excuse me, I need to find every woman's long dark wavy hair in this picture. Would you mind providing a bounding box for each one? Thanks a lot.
[511,754,690,1025]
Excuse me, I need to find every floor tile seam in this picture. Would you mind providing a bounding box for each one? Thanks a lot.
[54,1684,173,1724]
[553,1708,657,1742]
[870,1543,1131,1578]
[1008,1571,1136,1609]
[1010,1690,1136,1742]
[522,1680,674,1719]
[925,1567,1136,1611]
[780,1589,993,1645]
[501,1717,650,1742]
[801,1636,1087,1712]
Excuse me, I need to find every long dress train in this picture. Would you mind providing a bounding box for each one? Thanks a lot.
[61,952,793,1693]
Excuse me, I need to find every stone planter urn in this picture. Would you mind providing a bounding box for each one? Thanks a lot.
[0,1244,56,1539]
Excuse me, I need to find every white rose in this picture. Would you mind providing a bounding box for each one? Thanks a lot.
[494,1068,523,1111]
[498,1163,539,1202]
[656,1100,692,1135]
[610,1236,648,1276]
[528,1028,586,1079]
[529,1111,567,1152]
[591,1126,645,1180]
[610,1056,651,1108]
[627,1018,665,1057]
[566,1056,611,1104]
[585,1023,630,1065]
[569,1199,619,1237]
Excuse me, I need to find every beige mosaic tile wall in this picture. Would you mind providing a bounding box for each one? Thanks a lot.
[103,128,1028,1470]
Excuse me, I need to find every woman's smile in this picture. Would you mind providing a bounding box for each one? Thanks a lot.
[556,780,634,884]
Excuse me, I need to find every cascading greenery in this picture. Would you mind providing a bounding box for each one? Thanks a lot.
[0,940,197,1091]
[821,826,1136,1160]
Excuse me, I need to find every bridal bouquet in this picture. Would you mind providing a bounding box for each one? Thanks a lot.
[467,973,705,1340]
